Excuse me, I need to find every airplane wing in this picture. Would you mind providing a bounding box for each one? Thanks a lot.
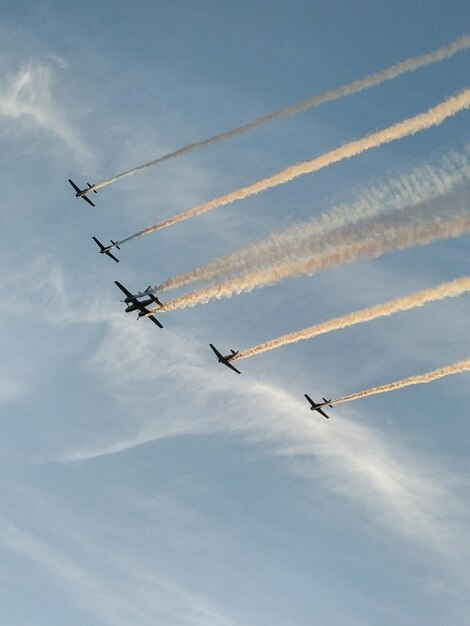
[304,393,315,408]
[68,179,81,193]
[223,360,241,375]
[316,407,330,419]
[92,237,105,251]
[105,250,119,263]
[115,281,135,302]
[147,315,163,329]
[209,344,223,360]
[82,195,96,207]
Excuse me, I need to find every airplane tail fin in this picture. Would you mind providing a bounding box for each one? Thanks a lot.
[323,397,333,407]
[87,183,97,194]
[110,240,120,250]
[230,349,238,356]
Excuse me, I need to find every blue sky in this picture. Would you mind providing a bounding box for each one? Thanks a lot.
[0,2,469,625]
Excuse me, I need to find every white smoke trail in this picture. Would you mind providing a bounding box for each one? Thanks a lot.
[91,36,470,193]
[116,88,470,247]
[332,358,470,406]
[157,144,470,292]
[157,211,470,312]
[234,276,470,361]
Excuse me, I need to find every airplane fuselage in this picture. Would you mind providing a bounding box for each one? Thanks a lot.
[123,292,149,303]
[125,297,155,313]
[76,186,95,197]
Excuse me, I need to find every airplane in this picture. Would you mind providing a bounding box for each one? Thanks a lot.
[115,281,163,328]
[304,395,333,419]
[68,179,97,207]
[92,237,120,263]
[209,344,241,374]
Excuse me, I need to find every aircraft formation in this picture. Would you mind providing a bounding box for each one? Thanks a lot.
[68,35,470,418]
[69,174,333,417]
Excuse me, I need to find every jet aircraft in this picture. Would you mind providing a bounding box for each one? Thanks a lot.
[68,179,97,206]
[92,237,120,263]
[304,395,333,419]
[209,344,241,374]
[115,281,163,328]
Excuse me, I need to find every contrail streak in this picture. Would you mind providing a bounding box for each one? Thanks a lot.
[234,276,470,361]
[116,88,470,247]
[91,36,470,193]
[331,358,470,406]
[157,144,470,292]
[157,211,470,312]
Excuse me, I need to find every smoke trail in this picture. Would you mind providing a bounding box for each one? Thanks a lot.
[234,276,470,361]
[157,211,470,312]
[91,36,470,193]
[157,144,470,292]
[116,88,470,247]
[331,358,470,406]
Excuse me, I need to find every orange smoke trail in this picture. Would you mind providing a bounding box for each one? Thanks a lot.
[157,212,470,312]
[331,358,470,405]
[234,276,470,360]
[92,36,470,193]
[117,88,470,246]
[157,145,470,292]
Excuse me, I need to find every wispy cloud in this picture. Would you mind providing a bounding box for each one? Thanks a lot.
[0,517,141,626]
[0,512,236,626]
[3,244,469,576]
[47,53,69,70]
[0,59,91,161]
[58,318,470,576]
[0,256,112,326]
